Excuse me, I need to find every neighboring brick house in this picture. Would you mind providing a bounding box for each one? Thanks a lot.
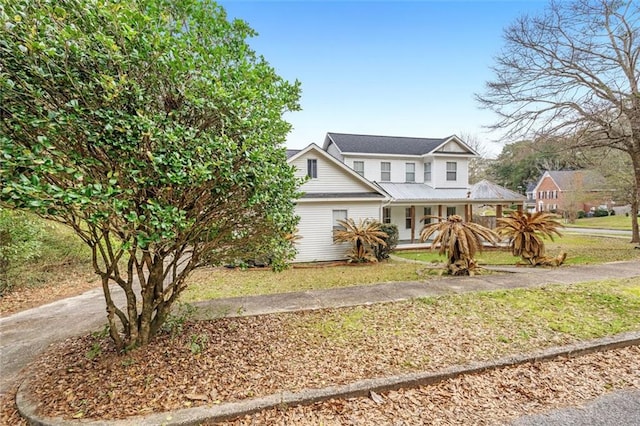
[532,170,612,214]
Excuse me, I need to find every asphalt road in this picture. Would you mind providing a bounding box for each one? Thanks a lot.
[512,389,640,425]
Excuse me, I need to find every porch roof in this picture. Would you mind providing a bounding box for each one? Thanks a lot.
[376,182,469,202]
[469,179,526,202]
[376,180,525,203]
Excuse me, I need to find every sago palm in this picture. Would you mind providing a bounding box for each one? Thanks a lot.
[333,218,388,263]
[419,215,500,275]
[496,211,566,266]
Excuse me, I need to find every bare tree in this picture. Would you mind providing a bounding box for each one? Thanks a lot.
[458,132,494,184]
[477,0,640,242]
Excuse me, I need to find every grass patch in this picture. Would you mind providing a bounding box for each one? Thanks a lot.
[396,249,520,265]
[545,234,638,264]
[6,220,94,290]
[442,278,640,339]
[568,215,634,230]
[395,234,639,265]
[180,260,424,302]
[292,277,640,351]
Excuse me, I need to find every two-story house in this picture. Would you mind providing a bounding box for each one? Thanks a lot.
[288,133,525,263]
[533,170,612,215]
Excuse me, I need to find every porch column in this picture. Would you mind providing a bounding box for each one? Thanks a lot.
[496,204,503,218]
[464,204,471,222]
[517,203,523,212]
[410,205,416,243]
[438,204,443,218]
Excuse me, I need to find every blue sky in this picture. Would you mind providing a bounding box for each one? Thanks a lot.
[220,1,548,157]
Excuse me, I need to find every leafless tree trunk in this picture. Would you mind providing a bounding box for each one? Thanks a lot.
[477,0,640,242]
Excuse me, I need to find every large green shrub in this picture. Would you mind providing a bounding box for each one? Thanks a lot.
[0,0,301,349]
[375,223,399,261]
[594,209,610,217]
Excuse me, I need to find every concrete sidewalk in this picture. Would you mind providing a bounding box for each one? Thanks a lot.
[192,260,640,319]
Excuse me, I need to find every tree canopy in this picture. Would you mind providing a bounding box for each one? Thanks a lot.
[478,0,640,242]
[0,0,302,348]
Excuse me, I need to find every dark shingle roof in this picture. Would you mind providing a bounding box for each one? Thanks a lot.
[326,132,448,156]
[286,149,301,159]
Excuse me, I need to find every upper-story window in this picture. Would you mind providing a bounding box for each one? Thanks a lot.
[424,162,432,182]
[353,161,364,177]
[405,163,415,182]
[307,159,317,178]
[381,162,391,181]
[446,162,457,181]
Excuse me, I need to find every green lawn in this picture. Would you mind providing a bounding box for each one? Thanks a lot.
[395,234,639,266]
[180,260,426,302]
[181,234,639,303]
[567,214,635,230]
[292,277,640,346]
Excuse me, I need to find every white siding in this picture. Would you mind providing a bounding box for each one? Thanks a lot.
[431,157,469,188]
[294,201,382,262]
[291,151,375,194]
[437,140,468,153]
[342,154,470,188]
[343,155,425,183]
[325,142,344,161]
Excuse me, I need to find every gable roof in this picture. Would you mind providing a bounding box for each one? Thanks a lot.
[287,143,389,200]
[286,149,301,159]
[323,132,476,156]
[537,170,607,191]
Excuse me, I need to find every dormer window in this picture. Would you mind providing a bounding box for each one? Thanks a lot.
[353,161,364,177]
[307,159,318,178]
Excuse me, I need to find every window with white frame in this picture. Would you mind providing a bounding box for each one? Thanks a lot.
[405,163,415,182]
[446,162,457,181]
[307,159,317,178]
[424,162,432,182]
[353,161,364,177]
[381,162,391,181]
[383,207,391,224]
[332,209,348,231]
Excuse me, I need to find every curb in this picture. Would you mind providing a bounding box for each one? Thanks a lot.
[16,331,640,426]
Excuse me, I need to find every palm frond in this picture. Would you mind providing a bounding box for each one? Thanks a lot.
[419,215,499,275]
[333,218,388,263]
[496,211,565,266]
